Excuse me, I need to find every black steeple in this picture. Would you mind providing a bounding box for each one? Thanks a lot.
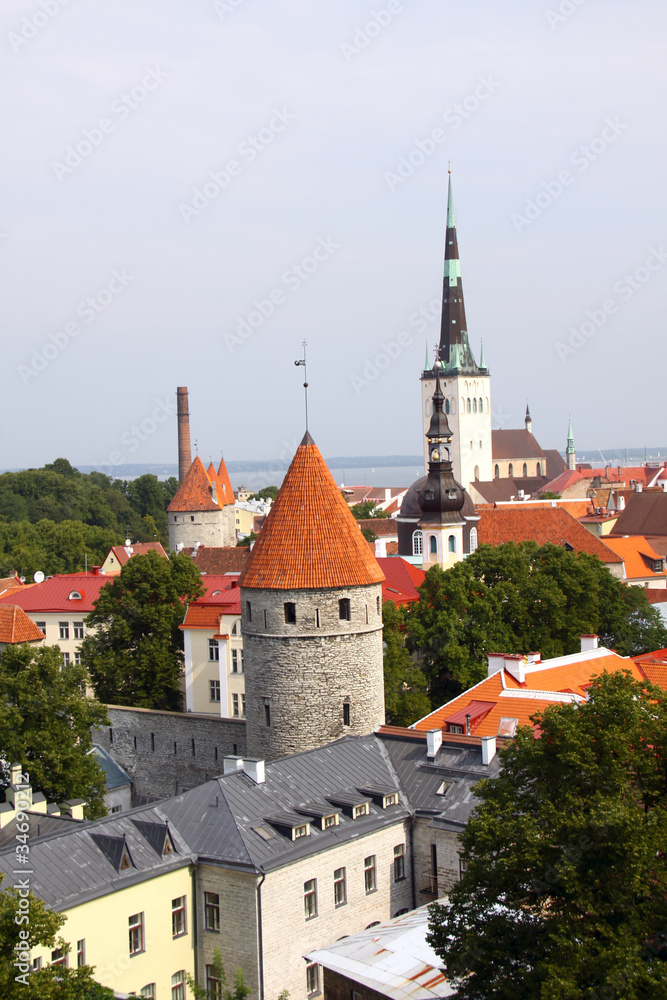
[419,368,466,525]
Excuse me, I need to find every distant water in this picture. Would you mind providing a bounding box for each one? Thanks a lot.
[229,464,425,493]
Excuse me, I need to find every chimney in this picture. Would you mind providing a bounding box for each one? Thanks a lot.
[465,713,471,736]
[481,736,496,766]
[635,482,643,493]
[580,634,599,653]
[426,729,442,759]
[242,759,265,784]
[222,756,244,775]
[487,653,505,677]
[177,387,192,483]
[57,799,86,821]
[526,652,541,666]
[504,654,526,684]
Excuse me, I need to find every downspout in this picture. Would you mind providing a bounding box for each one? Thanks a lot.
[191,864,199,986]
[256,870,266,1000]
[409,813,417,911]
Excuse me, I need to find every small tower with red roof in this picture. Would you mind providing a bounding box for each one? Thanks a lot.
[239,431,386,760]
[167,455,236,551]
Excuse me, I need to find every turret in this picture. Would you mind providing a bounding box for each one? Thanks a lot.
[567,418,576,471]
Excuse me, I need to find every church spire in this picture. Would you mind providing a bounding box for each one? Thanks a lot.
[566,418,576,470]
[439,171,481,375]
[525,402,532,434]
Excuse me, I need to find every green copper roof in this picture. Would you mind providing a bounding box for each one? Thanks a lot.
[567,419,575,451]
[424,342,430,370]
[479,340,486,369]
[446,172,456,229]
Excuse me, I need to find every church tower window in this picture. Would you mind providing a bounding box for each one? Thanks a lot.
[523,463,528,477]
[469,527,478,553]
[472,398,477,413]
[508,464,514,477]
[412,530,423,556]
[495,464,500,479]
[429,536,437,555]
[448,535,456,553]
[474,466,479,481]
[466,398,471,413]
[445,399,450,414]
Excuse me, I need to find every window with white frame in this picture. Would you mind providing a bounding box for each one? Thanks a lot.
[232,649,240,673]
[469,527,478,553]
[364,855,377,893]
[129,913,144,955]
[334,867,346,907]
[353,803,368,818]
[231,620,240,635]
[394,844,406,881]
[412,529,423,555]
[62,652,70,666]
[206,965,221,998]
[304,879,317,919]
[171,971,186,1000]
[36,621,46,635]
[74,652,82,665]
[59,622,69,640]
[204,891,220,931]
[76,939,85,967]
[233,694,240,717]
[208,639,219,662]
[172,896,187,938]
[306,963,320,996]
[140,987,156,1000]
[209,680,221,702]
[73,621,84,639]
[51,947,68,967]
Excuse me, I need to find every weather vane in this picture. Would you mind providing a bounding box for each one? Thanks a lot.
[294,340,309,431]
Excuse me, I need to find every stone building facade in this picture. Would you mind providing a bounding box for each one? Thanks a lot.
[167,454,236,552]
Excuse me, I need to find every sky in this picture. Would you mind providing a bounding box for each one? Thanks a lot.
[1,0,666,471]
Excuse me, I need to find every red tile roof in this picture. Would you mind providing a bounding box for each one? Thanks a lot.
[104,541,167,569]
[167,456,233,512]
[217,458,236,506]
[239,432,385,590]
[477,506,623,563]
[492,429,546,460]
[0,574,110,613]
[643,589,667,605]
[182,546,249,575]
[603,536,667,581]
[356,519,399,537]
[375,557,425,606]
[0,606,46,644]
[180,574,241,628]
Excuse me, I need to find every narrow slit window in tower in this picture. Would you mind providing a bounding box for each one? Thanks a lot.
[284,602,296,624]
[339,598,351,621]
[343,703,350,726]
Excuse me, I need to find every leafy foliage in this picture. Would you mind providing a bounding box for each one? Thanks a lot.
[82,550,204,711]
[236,532,258,548]
[349,500,389,519]
[405,542,667,706]
[0,874,113,998]
[382,601,431,726]
[427,672,667,999]
[0,461,179,576]
[0,645,108,818]
[249,486,278,502]
[186,949,251,1000]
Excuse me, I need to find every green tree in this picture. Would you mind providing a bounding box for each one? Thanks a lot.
[0,645,108,818]
[237,532,257,548]
[427,672,667,999]
[0,874,113,998]
[349,501,389,519]
[82,550,204,711]
[249,486,279,502]
[186,949,251,1000]
[406,542,667,706]
[382,601,431,726]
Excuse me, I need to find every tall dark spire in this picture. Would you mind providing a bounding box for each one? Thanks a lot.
[419,368,465,525]
[438,172,485,375]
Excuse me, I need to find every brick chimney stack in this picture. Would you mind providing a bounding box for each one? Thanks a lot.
[176,387,192,483]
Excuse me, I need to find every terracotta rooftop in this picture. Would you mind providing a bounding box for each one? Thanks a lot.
[477,505,623,564]
[180,575,242,629]
[0,576,23,597]
[167,456,234,513]
[182,545,249,575]
[610,491,667,538]
[0,574,110,613]
[356,518,399,537]
[376,557,425,606]
[472,478,547,504]
[239,432,385,590]
[603,535,667,581]
[103,541,167,571]
[0,605,46,644]
[491,429,546,461]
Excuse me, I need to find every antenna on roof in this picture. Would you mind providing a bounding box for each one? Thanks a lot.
[294,340,309,431]
[33,571,44,584]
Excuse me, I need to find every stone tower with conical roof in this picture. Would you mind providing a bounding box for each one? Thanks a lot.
[239,431,386,760]
[421,172,492,490]
[167,455,236,551]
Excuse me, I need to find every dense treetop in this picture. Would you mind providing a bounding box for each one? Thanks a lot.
[0,459,179,577]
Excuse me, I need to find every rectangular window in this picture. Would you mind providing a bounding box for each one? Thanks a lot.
[323,814,338,829]
[111,804,122,814]
[304,879,317,919]
[59,621,69,640]
[334,867,346,907]
[265,702,271,726]
[364,855,377,894]
[353,803,368,818]
[384,793,398,807]
[233,694,239,717]
[62,652,70,666]
[172,896,187,938]
[343,702,350,726]
[240,649,244,673]
[140,987,156,1000]
[208,639,219,661]
[51,947,68,967]
[76,940,85,967]
[36,621,46,636]
[284,602,296,624]
[315,608,321,627]
[129,912,144,955]
[209,679,221,702]
[459,856,468,880]
[241,694,246,718]
[32,958,42,972]
[73,621,84,639]
[338,598,351,621]
[246,601,252,622]
[171,971,186,1000]
[232,649,239,673]
[204,891,220,931]
[306,963,320,996]
[394,844,406,881]
[206,965,221,997]
[74,652,81,666]
[294,824,309,839]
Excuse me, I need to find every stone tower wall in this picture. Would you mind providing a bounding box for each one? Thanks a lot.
[168,506,235,552]
[241,583,385,760]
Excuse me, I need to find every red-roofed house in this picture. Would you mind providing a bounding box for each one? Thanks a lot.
[167,455,236,552]
[0,605,45,652]
[375,557,425,606]
[0,574,111,664]
[179,575,244,718]
[603,535,667,588]
[99,541,168,575]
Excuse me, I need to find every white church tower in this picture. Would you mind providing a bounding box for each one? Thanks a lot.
[421,172,492,491]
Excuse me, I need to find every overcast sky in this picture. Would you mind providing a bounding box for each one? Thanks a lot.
[1,0,665,471]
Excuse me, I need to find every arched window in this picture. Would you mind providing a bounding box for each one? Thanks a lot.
[231,620,240,635]
[469,527,478,553]
[494,464,500,479]
[474,465,480,481]
[523,463,528,478]
[412,530,423,556]
[479,397,483,412]
[445,398,450,414]
[466,398,471,413]
[430,536,437,555]
[68,590,82,600]
[460,397,465,413]
[508,463,514,477]
[536,462,542,476]
[472,398,477,413]
[448,535,456,553]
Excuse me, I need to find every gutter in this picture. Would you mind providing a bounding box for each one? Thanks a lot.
[256,869,266,1000]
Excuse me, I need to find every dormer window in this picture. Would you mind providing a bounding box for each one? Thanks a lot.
[353,804,368,818]
[654,559,664,573]
[293,824,310,840]
[383,793,398,808]
[322,814,339,830]
[68,590,82,600]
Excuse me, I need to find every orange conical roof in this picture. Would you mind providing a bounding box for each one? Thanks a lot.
[168,456,220,512]
[217,457,235,506]
[239,432,385,590]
